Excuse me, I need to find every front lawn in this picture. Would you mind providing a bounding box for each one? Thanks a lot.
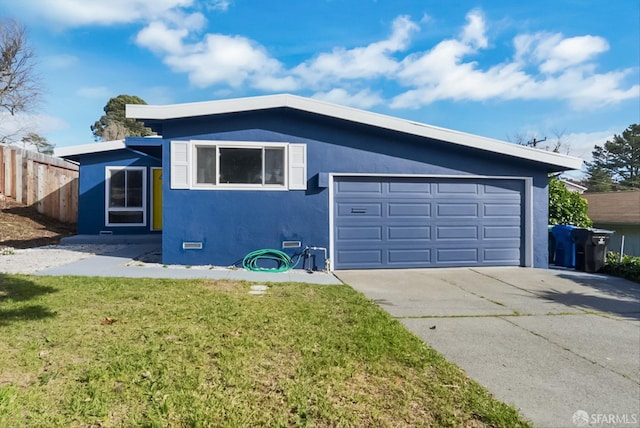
[0,275,530,427]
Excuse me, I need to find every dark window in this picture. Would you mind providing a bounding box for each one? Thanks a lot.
[107,168,145,226]
[196,146,285,186]
[265,147,285,185]
[196,147,217,184]
[220,148,262,184]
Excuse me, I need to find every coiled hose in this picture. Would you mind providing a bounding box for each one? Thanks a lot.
[242,249,302,273]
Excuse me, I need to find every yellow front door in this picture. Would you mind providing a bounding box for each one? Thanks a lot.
[152,168,162,230]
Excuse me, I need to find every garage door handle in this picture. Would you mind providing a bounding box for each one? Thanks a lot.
[351,208,367,214]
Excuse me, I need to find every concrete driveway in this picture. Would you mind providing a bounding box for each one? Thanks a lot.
[336,267,640,428]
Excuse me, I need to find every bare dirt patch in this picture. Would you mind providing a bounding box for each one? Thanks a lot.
[0,197,76,249]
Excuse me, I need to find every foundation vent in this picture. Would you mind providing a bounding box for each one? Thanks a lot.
[182,242,203,250]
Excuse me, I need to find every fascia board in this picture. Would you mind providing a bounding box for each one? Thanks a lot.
[54,140,126,158]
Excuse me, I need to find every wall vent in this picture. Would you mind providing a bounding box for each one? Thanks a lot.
[282,241,302,249]
[182,242,203,250]
[99,231,113,235]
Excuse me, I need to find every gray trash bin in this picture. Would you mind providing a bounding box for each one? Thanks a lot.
[571,228,614,273]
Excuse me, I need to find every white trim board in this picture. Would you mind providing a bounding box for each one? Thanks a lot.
[127,94,583,171]
[55,140,125,158]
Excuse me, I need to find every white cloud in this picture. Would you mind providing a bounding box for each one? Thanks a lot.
[515,33,610,74]
[558,129,618,180]
[17,0,194,26]
[155,32,293,89]
[209,0,231,11]
[0,112,67,143]
[294,15,418,87]
[390,11,638,110]
[312,88,384,109]
[563,130,616,162]
[136,21,189,55]
[76,86,112,99]
[461,10,488,49]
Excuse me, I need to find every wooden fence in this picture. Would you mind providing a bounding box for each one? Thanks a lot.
[0,145,79,223]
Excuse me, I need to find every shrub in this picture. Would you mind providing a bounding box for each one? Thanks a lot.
[602,252,640,283]
[548,178,592,227]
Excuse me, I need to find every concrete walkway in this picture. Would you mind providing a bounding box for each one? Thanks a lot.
[37,244,341,285]
[337,267,640,428]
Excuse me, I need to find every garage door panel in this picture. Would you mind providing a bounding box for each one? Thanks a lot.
[388,249,431,264]
[336,180,382,194]
[337,250,383,265]
[437,203,478,217]
[388,202,431,217]
[334,177,524,269]
[484,226,521,239]
[484,181,523,194]
[336,226,382,240]
[336,203,382,217]
[484,203,521,217]
[388,181,431,194]
[388,226,431,240]
[437,226,478,240]
[484,248,521,263]
[436,182,478,194]
[437,248,479,263]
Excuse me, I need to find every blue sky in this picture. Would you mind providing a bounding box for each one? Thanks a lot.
[1,0,638,170]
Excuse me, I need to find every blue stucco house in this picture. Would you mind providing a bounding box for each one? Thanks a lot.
[56,94,582,270]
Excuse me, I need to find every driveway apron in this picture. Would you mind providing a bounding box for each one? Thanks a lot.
[337,267,640,428]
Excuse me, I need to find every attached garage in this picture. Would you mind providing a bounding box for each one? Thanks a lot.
[333,176,527,269]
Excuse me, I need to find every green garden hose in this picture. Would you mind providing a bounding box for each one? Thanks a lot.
[242,249,302,273]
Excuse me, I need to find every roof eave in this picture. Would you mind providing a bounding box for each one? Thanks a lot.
[54,140,126,159]
[126,94,584,171]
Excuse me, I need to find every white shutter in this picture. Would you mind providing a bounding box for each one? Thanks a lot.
[170,141,190,189]
[288,144,307,190]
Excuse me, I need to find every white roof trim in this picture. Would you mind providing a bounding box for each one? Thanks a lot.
[127,93,583,170]
[560,179,588,191]
[55,140,125,158]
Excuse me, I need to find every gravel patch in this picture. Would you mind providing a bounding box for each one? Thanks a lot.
[0,245,127,274]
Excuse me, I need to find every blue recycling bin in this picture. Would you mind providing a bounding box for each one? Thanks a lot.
[551,225,576,267]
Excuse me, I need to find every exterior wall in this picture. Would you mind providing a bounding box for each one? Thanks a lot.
[594,223,640,257]
[158,109,551,268]
[76,150,161,235]
[583,192,640,257]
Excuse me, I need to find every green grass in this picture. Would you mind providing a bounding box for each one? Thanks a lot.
[0,274,531,427]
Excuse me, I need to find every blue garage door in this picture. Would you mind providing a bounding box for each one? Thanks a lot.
[334,177,524,269]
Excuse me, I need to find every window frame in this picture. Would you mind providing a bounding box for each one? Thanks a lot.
[105,166,147,227]
[191,141,289,190]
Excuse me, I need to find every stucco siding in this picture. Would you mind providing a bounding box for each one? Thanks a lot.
[77,150,161,235]
[159,109,550,267]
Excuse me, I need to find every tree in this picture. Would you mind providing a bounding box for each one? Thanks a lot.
[21,132,54,154]
[583,165,614,192]
[548,177,592,227]
[585,124,640,191]
[0,18,41,143]
[91,95,154,141]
